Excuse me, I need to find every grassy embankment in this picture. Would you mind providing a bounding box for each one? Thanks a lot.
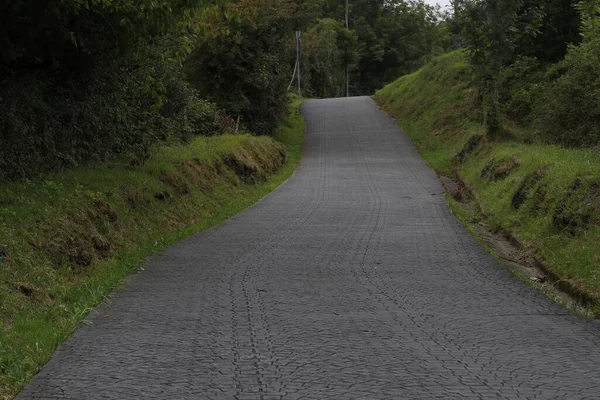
[0,98,305,399]
[374,51,600,313]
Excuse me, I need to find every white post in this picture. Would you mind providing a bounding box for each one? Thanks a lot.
[345,0,349,97]
[345,0,349,28]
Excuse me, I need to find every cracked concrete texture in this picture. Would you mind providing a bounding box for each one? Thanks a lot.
[18,97,600,399]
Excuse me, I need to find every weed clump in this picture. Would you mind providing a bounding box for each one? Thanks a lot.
[0,246,10,261]
[42,199,121,269]
[553,178,600,236]
[457,134,484,162]
[511,168,547,209]
[161,170,192,195]
[221,141,286,183]
[481,157,520,181]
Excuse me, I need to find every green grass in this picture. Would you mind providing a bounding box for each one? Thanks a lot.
[0,98,305,399]
[375,51,482,175]
[461,143,600,298]
[375,50,600,313]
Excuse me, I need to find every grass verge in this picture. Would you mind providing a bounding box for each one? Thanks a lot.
[374,51,600,314]
[0,98,305,399]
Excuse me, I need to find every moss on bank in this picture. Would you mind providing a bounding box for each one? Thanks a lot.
[374,51,600,313]
[0,99,305,399]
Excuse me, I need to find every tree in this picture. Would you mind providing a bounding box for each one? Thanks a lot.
[321,0,447,95]
[185,0,300,135]
[534,0,600,146]
[301,18,358,98]
[0,0,223,181]
[0,0,210,74]
[452,0,544,136]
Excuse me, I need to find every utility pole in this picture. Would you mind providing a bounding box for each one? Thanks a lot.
[345,0,348,28]
[345,0,349,97]
[287,31,302,96]
[296,31,302,97]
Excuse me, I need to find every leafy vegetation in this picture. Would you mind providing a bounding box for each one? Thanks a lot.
[0,98,305,399]
[375,51,600,314]
[3,0,597,182]
[0,56,226,182]
[0,0,451,182]
[0,1,225,182]
[301,0,449,96]
[536,1,600,146]
[300,18,358,98]
[1,0,207,69]
[185,0,301,135]
[451,0,600,146]
[183,0,448,132]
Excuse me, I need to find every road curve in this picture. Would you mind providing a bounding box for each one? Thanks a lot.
[19,97,600,399]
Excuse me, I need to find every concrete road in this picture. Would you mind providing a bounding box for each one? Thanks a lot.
[18,97,600,399]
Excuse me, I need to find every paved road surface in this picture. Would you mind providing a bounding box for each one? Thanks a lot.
[19,97,600,399]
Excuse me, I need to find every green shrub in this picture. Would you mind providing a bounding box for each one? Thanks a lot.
[0,56,224,182]
[499,57,546,125]
[552,177,600,235]
[184,0,297,136]
[0,0,209,73]
[535,38,600,146]
[0,1,228,182]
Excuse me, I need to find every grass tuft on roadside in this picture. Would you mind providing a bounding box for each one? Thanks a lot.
[374,50,600,314]
[0,98,305,399]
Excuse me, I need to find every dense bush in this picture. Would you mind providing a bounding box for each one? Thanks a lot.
[0,0,455,181]
[498,56,545,125]
[185,0,298,136]
[0,0,208,72]
[318,0,448,95]
[299,19,358,99]
[533,1,600,146]
[0,52,224,182]
[0,1,226,182]
[535,37,600,146]
[451,0,600,146]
